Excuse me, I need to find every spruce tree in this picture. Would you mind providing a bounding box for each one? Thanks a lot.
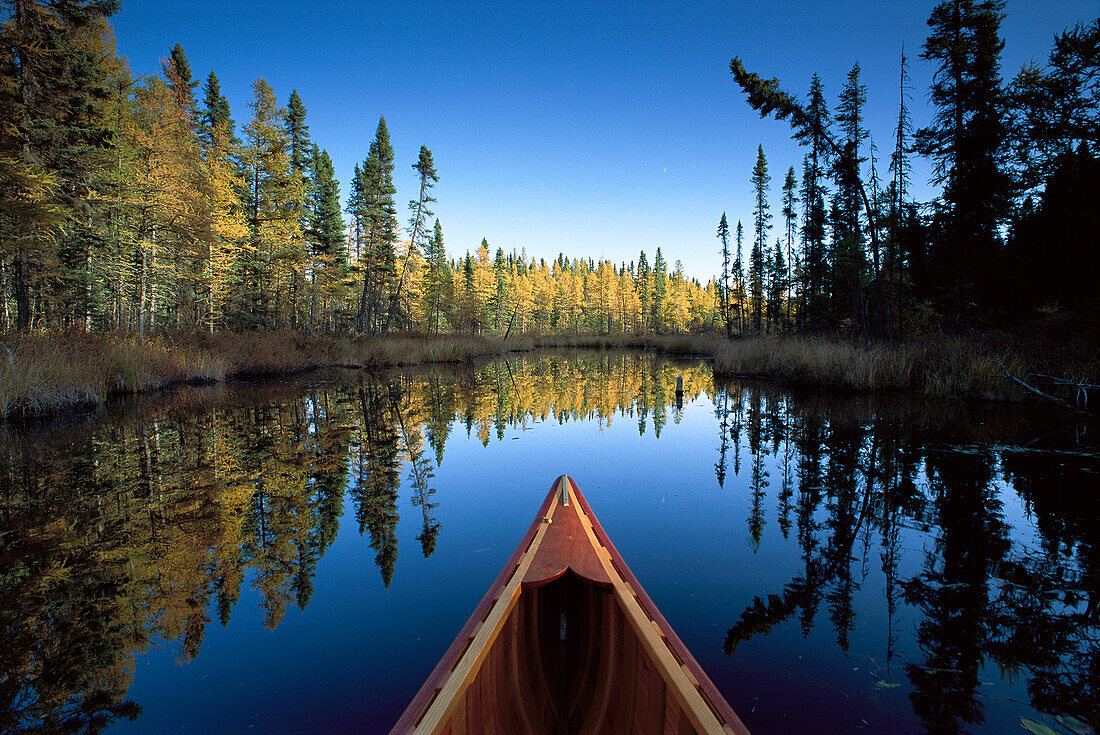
[801,76,831,333]
[888,49,914,336]
[652,247,667,333]
[200,71,235,146]
[717,212,732,337]
[767,240,787,333]
[781,167,798,330]
[750,146,771,333]
[734,220,745,334]
[385,145,437,334]
[914,0,1012,320]
[832,63,870,336]
[635,250,650,332]
[356,117,398,333]
[166,43,198,124]
[422,219,448,333]
[308,146,345,332]
[285,90,312,328]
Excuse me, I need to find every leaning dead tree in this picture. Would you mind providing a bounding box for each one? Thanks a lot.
[983,358,1093,414]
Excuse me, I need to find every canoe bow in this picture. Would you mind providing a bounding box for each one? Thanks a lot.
[388,475,751,735]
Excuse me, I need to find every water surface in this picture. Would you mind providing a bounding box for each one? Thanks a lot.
[1,353,1096,734]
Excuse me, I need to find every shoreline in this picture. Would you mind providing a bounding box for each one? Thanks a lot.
[1,331,1093,420]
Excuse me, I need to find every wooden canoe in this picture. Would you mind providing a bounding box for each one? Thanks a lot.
[388,475,751,735]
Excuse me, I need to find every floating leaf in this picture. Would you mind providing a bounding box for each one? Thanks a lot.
[1019,718,1058,735]
[1056,715,1094,735]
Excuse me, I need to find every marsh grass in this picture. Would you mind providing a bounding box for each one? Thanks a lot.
[710,335,1085,401]
[2,329,1093,419]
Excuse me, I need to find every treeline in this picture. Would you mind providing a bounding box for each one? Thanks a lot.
[722,3,1098,338]
[0,0,718,337]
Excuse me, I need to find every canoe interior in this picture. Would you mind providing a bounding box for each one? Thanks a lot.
[392,476,748,735]
[434,570,707,735]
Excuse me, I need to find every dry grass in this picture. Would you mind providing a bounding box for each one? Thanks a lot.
[710,335,1086,401]
[3,328,1094,419]
[0,333,228,419]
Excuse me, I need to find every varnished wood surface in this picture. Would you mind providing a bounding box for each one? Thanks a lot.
[387,476,751,735]
[523,479,612,588]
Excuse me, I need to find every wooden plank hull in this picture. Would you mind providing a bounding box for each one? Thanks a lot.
[389,476,750,735]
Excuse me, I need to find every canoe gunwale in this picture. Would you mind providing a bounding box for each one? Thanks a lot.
[387,475,751,735]
[387,486,557,734]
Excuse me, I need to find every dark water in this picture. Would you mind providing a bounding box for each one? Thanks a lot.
[1,353,1097,735]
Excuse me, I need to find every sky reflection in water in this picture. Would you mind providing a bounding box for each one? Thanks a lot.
[0,353,1096,735]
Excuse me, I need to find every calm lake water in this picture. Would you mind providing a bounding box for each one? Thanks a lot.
[1,352,1097,735]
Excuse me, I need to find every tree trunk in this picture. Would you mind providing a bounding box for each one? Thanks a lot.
[15,250,30,332]
[138,245,148,337]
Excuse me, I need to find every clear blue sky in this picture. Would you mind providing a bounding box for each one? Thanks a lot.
[110,1,1095,281]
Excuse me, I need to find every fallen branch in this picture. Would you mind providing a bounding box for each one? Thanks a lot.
[983,358,1087,414]
[1028,373,1096,411]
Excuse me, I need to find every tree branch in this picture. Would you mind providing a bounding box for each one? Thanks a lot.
[982,358,1088,413]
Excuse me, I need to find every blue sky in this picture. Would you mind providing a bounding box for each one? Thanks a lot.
[110,1,1095,281]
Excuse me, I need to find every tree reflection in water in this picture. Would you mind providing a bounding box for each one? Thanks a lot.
[716,381,1098,734]
[0,355,1095,734]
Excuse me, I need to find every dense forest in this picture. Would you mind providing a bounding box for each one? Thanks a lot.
[724,2,1099,338]
[0,0,714,337]
[0,0,1096,342]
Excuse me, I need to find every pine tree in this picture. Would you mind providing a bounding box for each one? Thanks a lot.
[750,145,771,333]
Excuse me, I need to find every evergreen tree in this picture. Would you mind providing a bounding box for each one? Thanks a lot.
[831,63,870,336]
[800,75,832,333]
[200,71,234,147]
[355,117,398,333]
[0,0,120,331]
[385,145,437,334]
[651,247,667,333]
[166,43,198,125]
[422,219,449,333]
[284,90,312,328]
[887,49,914,336]
[243,78,305,329]
[734,220,745,334]
[307,146,345,333]
[781,167,798,329]
[914,0,1012,321]
[767,239,787,333]
[635,250,650,332]
[750,145,771,333]
[717,212,732,337]
[1006,19,1100,193]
